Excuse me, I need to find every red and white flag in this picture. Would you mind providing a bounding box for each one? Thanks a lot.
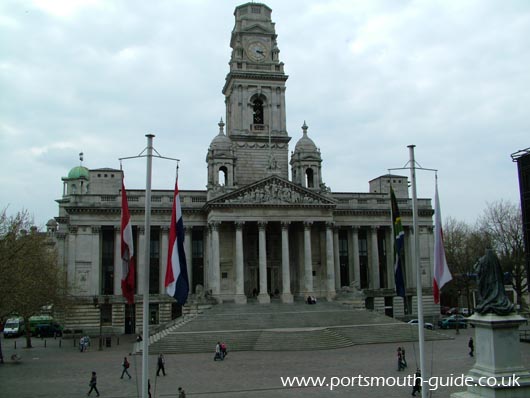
[121,176,135,304]
[433,179,452,304]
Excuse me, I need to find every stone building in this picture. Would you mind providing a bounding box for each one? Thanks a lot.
[50,2,437,335]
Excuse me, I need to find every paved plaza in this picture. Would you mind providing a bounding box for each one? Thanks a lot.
[2,327,530,398]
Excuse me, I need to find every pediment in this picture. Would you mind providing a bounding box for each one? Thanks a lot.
[208,175,336,207]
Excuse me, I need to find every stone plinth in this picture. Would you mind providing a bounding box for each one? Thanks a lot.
[452,313,530,398]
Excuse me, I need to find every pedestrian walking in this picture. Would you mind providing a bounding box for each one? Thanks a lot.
[214,342,223,361]
[401,347,407,368]
[121,356,132,379]
[156,353,166,376]
[178,386,186,397]
[411,368,421,396]
[397,347,405,371]
[148,379,152,398]
[468,337,474,357]
[87,371,100,397]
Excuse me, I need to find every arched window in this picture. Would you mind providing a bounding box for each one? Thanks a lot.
[218,166,228,186]
[253,98,264,124]
[305,168,314,188]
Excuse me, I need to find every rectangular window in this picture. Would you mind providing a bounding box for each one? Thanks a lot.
[149,227,160,294]
[149,304,159,325]
[100,304,112,326]
[101,227,114,295]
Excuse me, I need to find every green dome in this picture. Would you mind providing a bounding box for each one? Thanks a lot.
[67,166,89,179]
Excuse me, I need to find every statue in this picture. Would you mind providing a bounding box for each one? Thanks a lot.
[474,249,515,316]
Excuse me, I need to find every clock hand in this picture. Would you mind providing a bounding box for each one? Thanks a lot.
[256,50,264,55]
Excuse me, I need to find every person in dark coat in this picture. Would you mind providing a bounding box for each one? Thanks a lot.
[397,347,405,371]
[411,369,421,396]
[121,356,132,379]
[468,337,474,357]
[87,371,100,397]
[156,353,166,376]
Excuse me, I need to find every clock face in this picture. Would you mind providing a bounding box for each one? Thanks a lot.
[246,41,267,62]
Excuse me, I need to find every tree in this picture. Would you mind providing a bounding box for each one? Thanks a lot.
[443,217,490,311]
[0,209,69,349]
[478,200,527,309]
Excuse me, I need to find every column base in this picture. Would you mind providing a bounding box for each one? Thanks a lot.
[257,294,270,304]
[234,294,247,304]
[326,291,336,301]
[281,293,294,303]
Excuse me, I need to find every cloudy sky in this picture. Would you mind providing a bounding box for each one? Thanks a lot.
[1,0,529,228]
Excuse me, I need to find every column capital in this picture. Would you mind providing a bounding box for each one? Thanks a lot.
[209,221,221,231]
[91,226,101,234]
[325,221,335,229]
[351,225,359,232]
[184,225,193,233]
[68,225,78,234]
[234,221,245,229]
[161,225,170,232]
[281,221,290,230]
[303,221,313,229]
[138,226,145,234]
[114,226,121,233]
[258,221,267,230]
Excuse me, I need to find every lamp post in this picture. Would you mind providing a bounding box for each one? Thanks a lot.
[93,296,103,351]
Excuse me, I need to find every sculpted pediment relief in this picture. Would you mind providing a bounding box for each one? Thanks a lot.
[209,176,335,206]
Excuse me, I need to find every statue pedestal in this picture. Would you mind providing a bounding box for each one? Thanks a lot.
[452,313,530,398]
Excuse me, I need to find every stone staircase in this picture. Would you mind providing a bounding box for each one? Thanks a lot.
[139,300,451,355]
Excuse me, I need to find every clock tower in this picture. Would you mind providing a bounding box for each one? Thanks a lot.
[222,2,290,186]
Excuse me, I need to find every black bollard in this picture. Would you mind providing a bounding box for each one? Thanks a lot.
[117,336,119,346]
[44,339,47,348]
[14,341,16,349]
[59,339,62,348]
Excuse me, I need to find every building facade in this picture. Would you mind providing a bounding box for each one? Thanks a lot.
[50,3,437,335]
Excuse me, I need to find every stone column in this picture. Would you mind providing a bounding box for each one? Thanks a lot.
[280,222,293,303]
[160,226,169,294]
[385,227,394,290]
[137,226,146,294]
[257,221,270,304]
[234,221,247,304]
[352,226,360,287]
[333,226,340,290]
[113,227,122,295]
[184,225,193,293]
[210,222,221,301]
[326,222,336,301]
[67,226,77,291]
[91,226,101,295]
[370,226,380,289]
[204,227,210,291]
[303,221,314,296]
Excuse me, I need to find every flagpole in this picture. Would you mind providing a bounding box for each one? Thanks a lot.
[142,134,154,398]
[408,144,427,398]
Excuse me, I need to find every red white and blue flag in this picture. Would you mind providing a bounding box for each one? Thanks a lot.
[433,178,452,304]
[165,178,189,305]
[121,176,135,304]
